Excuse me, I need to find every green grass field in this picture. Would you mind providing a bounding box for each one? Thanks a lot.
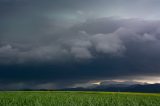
[0,91,160,106]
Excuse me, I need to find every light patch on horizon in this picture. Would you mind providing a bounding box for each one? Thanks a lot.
[92,82,101,85]
[133,76,160,84]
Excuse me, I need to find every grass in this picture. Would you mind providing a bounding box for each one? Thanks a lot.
[0,91,160,106]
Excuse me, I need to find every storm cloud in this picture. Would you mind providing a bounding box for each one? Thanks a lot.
[1,0,160,89]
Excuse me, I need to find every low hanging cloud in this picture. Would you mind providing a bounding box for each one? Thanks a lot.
[0,18,160,64]
[0,19,126,63]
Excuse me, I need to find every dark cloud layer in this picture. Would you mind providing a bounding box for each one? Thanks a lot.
[1,18,160,89]
[1,0,160,89]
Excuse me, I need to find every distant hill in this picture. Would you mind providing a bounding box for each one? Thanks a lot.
[1,83,160,93]
[61,83,160,93]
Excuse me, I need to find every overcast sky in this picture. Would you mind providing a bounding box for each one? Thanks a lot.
[1,0,160,89]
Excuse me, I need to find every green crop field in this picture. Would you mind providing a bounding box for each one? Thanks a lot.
[0,91,160,106]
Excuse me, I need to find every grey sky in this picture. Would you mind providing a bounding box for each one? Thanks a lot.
[1,0,160,89]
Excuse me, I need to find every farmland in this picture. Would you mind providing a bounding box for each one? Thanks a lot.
[0,91,160,106]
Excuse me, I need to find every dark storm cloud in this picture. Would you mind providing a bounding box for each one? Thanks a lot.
[1,0,160,89]
[1,18,160,89]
